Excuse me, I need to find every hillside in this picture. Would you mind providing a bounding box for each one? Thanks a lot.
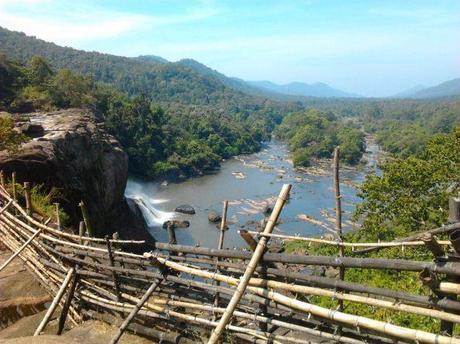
[409,78,460,99]
[248,80,360,98]
[0,27,295,111]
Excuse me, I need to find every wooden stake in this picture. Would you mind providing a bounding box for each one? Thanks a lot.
[24,182,32,215]
[207,184,291,344]
[213,200,228,320]
[0,228,43,272]
[449,196,460,224]
[34,268,75,336]
[11,172,17,202]
[78,221,85,245]
[420,233,445,257]
[109,278,163,344]
[78,201,93,237]
[57,268,79,334]
[106,236,122,302]
[333,146,345,314]
[54,203,61,230]
[0,170,5,186]
[167,223,177,245]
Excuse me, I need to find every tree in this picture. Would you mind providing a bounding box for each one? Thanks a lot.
[353,129,460,241]
[0,115,26,152]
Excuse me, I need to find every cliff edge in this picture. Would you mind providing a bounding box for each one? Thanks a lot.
[0,108,153,250]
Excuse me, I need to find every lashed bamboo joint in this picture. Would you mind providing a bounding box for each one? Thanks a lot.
[0,180,460,343]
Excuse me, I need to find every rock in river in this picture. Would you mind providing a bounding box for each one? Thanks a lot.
[207,211,221,223]
[162,220,190,229]
[175,204,195,215]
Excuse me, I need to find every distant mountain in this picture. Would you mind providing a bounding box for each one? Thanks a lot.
[134,55,169,64]
[177,59,285,99]
[392,85,426,98]
[248,80,360,98]
[409,78,460,99]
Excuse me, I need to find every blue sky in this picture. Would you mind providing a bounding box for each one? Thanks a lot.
[0,0,459,96]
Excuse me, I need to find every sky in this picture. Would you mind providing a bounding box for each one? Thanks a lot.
[0,0,459,97]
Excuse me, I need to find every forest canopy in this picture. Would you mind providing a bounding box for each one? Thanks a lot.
[274,109,365,166]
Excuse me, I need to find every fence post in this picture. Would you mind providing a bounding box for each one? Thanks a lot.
[78,221,85,245]
[213,200,228,320]
[79,201,93,237]
[106,236,122,302]
[207,184,291,344]
[449,195,460,224]
[54,203,61,230]
[24,182,32,215]
[0,170,4,187]
[11,172,17,202]
[333,147,345,316]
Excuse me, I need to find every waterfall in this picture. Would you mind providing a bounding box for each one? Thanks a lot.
[125,180,176,227]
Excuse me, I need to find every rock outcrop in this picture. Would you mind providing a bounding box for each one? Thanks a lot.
[0,108,153,249]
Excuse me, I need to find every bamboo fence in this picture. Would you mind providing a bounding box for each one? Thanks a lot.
[0,176,460,343]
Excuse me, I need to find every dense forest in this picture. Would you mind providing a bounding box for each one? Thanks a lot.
[0,54,284,179]
[274,109,365,166]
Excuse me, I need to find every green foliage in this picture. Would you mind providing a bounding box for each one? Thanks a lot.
[0,114,26,152]
[274,109,365,166]
[354,129,460,241]
[29,185,70,225]
[0,54,276,180]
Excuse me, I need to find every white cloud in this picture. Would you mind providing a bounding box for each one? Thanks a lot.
[0,0,219,45]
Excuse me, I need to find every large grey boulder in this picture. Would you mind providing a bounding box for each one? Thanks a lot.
[0,108,152,250]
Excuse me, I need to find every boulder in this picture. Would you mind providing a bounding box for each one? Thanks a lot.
[262,206,272,215]
[18,123,44,138]
[162,220,190,229]
[175,204,195,215]
[207,211,221,223]
[0,109,152,250]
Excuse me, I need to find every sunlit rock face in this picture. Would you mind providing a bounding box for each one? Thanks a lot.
[0,108,153,249]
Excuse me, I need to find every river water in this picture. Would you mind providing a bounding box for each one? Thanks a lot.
[125,139,379,248]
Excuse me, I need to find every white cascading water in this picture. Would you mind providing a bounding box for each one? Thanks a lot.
[125,181,176,227]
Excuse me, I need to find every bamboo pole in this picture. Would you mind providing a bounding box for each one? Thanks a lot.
[78,201,93,237]
[421,233,445,257]
[0,170,4,186]
[57,268,79,335]
[355,222,460,255]
[78,221,85,245]
[208,184,291,344]
[244,231,451,248]
[0,223,80,324]
[439,282,460,295]
[247,286,460,344]
[11,172,17,202]
[0,200,12,215]
[24,182,32,215]
[155,242,460,276]
[105,235,122,302]
[109,278,163,344]
[333,146,345,315]
[213,200,228,319]
[54,203,61,230]
[34,268,75,336]
[0,187,143,244]
[155,256,460,324]
[0,228,42,272]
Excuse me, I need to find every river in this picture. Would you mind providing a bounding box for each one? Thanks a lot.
[125,138,379,248]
